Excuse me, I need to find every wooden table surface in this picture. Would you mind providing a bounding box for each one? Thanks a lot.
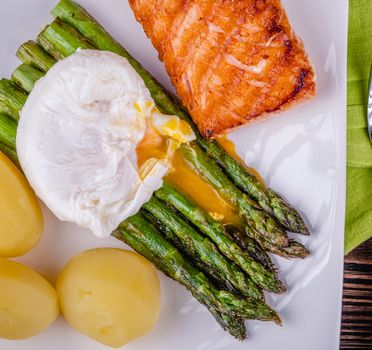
[340,239,372,349]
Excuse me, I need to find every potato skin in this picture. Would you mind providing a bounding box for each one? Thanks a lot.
[0,257,59,340]
[0,152,43,257]
[57,248,161,348]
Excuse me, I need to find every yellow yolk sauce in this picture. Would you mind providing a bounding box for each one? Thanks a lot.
[136,121,168,169]
[217,135,240,160]
[165,150,241,225]
[217,136,266,187]
[136,128,242,225]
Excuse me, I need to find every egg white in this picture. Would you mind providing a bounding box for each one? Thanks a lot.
[16,49,194,237]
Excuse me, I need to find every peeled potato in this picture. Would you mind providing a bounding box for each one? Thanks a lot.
[57,248,161,348]
[0,152,43,257]
[0,257,59,339]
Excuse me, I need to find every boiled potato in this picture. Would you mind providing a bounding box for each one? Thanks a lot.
[0,257,59,339]
[0,152,43,257]
[57,248,161,348]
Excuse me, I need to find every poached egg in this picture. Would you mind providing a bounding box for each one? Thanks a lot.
[16,49,194,237]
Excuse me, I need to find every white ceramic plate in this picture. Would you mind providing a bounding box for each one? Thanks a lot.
[0,1,348,349]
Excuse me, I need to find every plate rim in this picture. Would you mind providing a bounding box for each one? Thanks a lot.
[0,0,349,348]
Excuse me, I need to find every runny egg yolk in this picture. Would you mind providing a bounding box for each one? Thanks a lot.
[136,121,168,170]
[136,129,247,225]
[217,136,266,187]
[165,151,241,225]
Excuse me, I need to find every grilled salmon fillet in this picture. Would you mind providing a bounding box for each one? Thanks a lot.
[129,0,316,138]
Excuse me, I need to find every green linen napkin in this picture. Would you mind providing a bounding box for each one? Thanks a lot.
[345,0,372,254]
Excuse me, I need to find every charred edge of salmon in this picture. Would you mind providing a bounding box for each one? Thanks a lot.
[292,69,310,98]
[207,68,315,139]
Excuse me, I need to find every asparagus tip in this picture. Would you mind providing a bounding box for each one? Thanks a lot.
[274,313,282,326]
[275,280,287,294]
[278,234,290,248]
[301,226,310,236]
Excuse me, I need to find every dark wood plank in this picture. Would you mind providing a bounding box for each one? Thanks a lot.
[340,239,372,350]
[345,239,372,262]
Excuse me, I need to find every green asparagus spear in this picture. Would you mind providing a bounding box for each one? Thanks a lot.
[116,214,281,323]
[0,113,19,167]
[0,79,27,121]
[226,223,309,259]
[266,188,309,234]
[143,197,264,299]
[208,309,246,341]
[52,0,128,54]
[155,182,277,277]
[0,112,20,166]
[37,18,95,60]
[16,41,56,72]
[200,140,310,235]
[52,0,309,236]
[12,64,44,93]
[223,224,274,270]
[266,240,310,259]
[112,223,247,340]
[141,209,240,294]
[0,113,17,150]
[252,234,310,259]
[179,143,289,249]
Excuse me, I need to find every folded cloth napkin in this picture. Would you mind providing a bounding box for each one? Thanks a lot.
[345,0,372,254]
